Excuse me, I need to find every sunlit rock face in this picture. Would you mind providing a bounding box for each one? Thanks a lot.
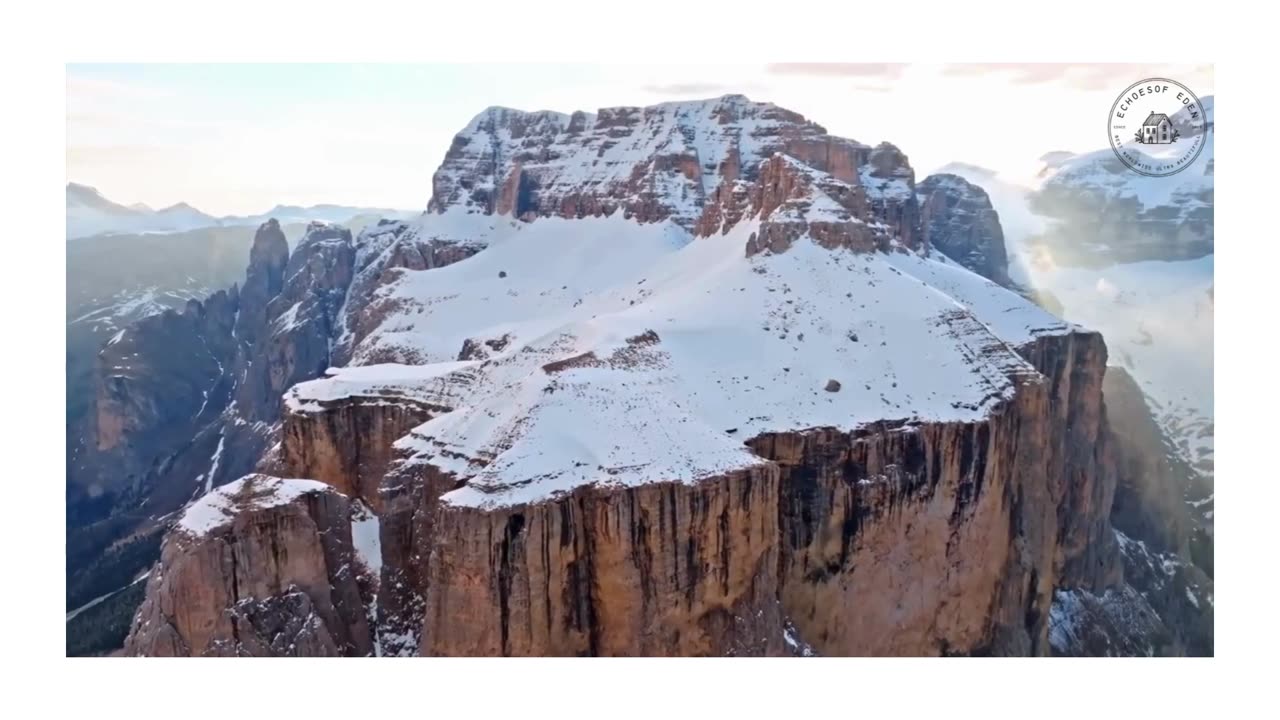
[124,475,372,657]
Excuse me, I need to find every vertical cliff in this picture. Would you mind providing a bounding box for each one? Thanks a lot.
[420,465,784,656]
[916,173,1011,286]
[1104,366,1198,557]
[1046,366,1214,657]
[389,326,1116,657]
[124,475,372,657]
[280,397,438,511]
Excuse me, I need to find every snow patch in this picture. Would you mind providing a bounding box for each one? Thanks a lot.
[177,474,334,537]
[351,501,382,576]
[286,362,478,413]
[204,433,225,495]
[370,218,1071,509]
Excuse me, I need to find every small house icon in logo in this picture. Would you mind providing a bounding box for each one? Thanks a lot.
[1137,112,1179,144]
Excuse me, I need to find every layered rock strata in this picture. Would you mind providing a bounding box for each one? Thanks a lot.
[399,329,1115,657]
[123,475,372,657]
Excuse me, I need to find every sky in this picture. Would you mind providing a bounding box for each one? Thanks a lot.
[67,63,1214,216]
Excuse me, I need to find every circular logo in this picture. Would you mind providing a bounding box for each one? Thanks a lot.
[1108,78,1207,177]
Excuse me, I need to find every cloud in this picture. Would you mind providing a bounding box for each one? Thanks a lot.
[66,144,173,178]
[66,74,176,102]
[766,63,908,79]
[939,63,1211,91]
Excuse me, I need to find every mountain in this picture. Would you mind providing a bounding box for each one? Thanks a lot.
[66,94,1209,657]
[65,183,415,239]
[224,204,414,228]
[66,223,324,497]
[65,208,422,501]
[916,173,1011,286]
[1028,96,1214,267]
[67,183,220,238]
[933,115,1215,497]
[928,116,1215,655]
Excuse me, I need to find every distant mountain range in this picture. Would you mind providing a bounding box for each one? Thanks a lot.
[932,102,1214,517]
[66,182,416,239]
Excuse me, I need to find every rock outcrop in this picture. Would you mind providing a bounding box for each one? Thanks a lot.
[916,173,1011,286]
[739,154,889,257]
[280,397,440,511]
[70,220,295,523]
[124,475,372,657]
[81,213,484,655]
[1049,530,1213,657]
[331,218,485,366]
[427,95,920,243]
[77,220,384,524]
[71,221,369,643]
[233,219,288,344]
[232,222,356,425]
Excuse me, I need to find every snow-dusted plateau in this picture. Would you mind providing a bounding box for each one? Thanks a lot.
[66,94,1213,657]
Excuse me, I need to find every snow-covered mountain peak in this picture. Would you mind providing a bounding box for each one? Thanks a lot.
[427,94,896,234]
[67,182,115,207]
[463,105,577,134]
[1036,96,1214,212]
[292,97,1076,508]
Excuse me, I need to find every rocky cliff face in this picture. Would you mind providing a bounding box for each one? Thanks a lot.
[770,330,1116,656]
[280,396,440,511]
[1049,530,1213,657]
[76,287,240,506]
[899,176,1215,655]
[916,174,1011,286]
[124,475,372,657]
[73,220,395,531]
[114,94,1201,658]
[71,221,373,642]
[910,183,1215,656]
[428,95,919,245]
[397,328,1114,657]
[232,223,355,425]
[1105,367,1201,557]
[330,217,486,366]
[421,465,785,656]
[737,154,891,256]
[1045,367,1214,657]
[70,223,287,520]
[233,220,288,345]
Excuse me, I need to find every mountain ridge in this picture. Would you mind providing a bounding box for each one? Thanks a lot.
[66,181,416,239]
